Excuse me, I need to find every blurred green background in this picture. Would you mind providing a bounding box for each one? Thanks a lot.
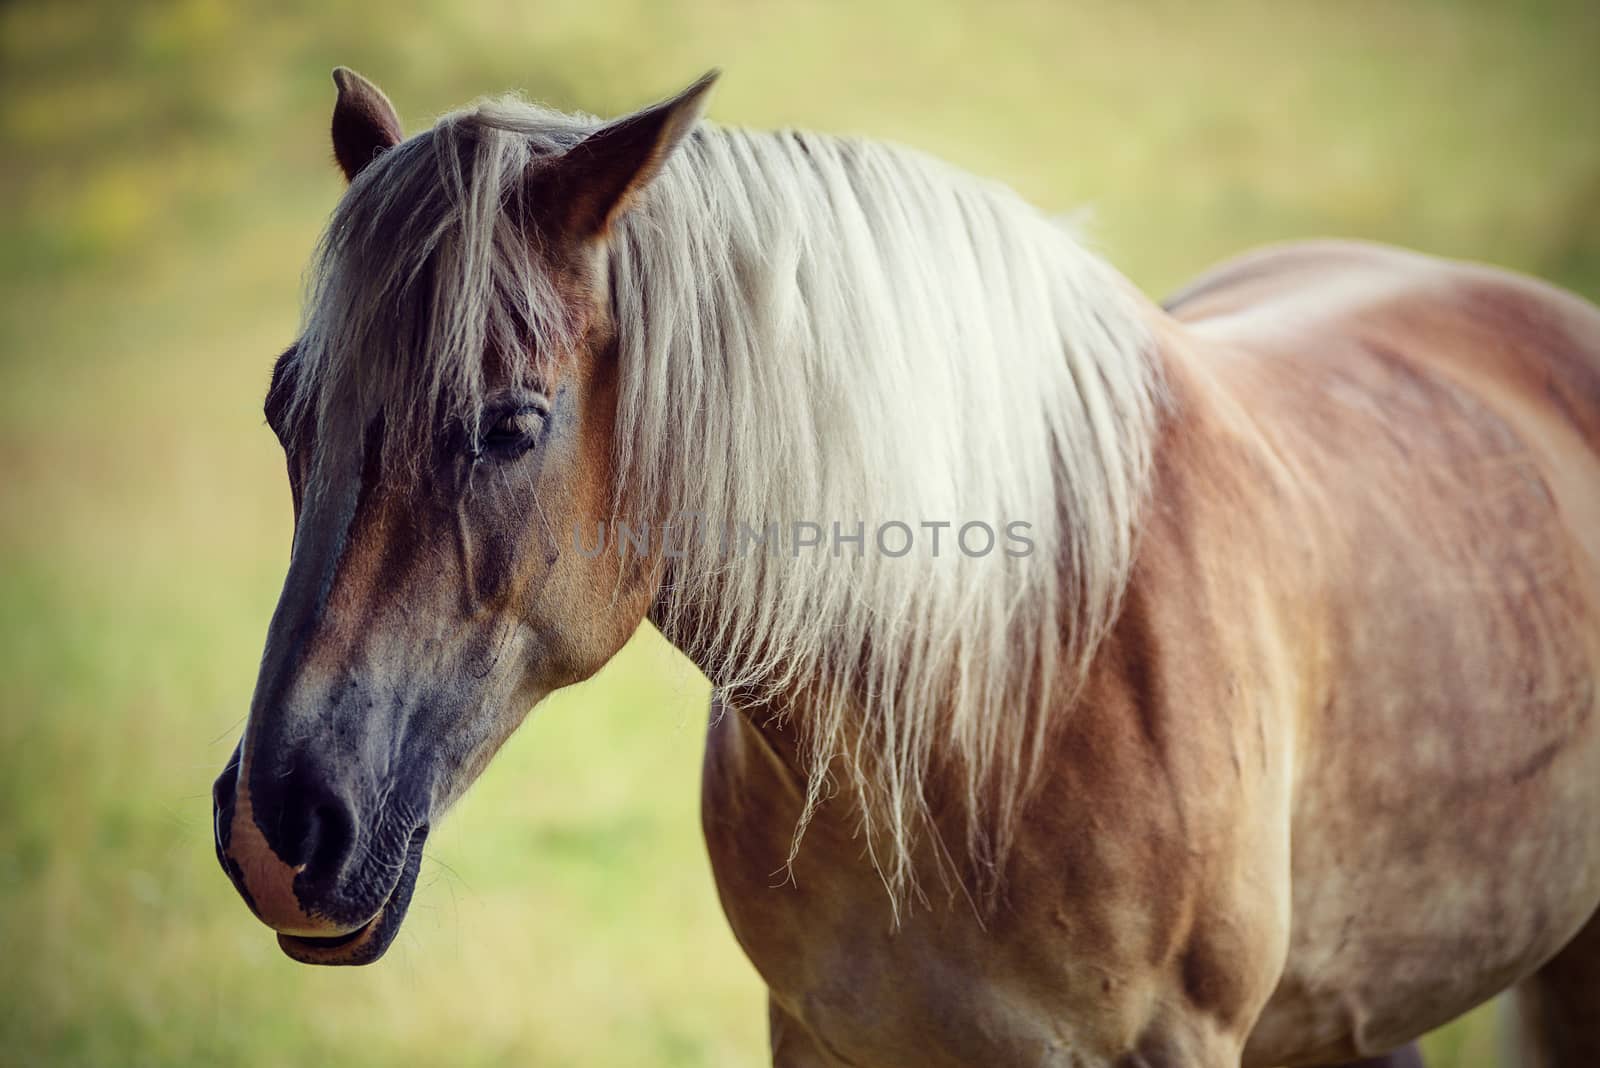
[1,1,1596,1065]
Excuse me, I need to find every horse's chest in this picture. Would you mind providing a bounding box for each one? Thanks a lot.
[698,700,1271,1067]
[699,712,1003,1063]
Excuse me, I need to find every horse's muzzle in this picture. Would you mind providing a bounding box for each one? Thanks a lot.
[211,744,428,965]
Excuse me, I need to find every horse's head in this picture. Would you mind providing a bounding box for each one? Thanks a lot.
[212,69,713,964]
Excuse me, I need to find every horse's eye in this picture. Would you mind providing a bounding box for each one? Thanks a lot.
[477,403,547,461]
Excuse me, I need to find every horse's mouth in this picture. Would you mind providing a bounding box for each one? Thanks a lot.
[277,829,427,966]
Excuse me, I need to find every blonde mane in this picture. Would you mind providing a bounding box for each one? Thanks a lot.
[287,95,1164,907]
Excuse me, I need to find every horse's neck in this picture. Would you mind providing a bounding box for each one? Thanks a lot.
[630,166,1175,895]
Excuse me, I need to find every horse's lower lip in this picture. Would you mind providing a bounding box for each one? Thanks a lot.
[275,827,427,966]
[277,909,386,963]
[287,911,380,949]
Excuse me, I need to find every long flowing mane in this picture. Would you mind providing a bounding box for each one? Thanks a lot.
[286,95,1164,905]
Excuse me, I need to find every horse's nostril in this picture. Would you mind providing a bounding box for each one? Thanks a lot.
[303,801,356,880]
[269,765,359,885]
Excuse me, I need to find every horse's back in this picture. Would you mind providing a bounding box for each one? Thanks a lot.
[1163,241,1600,1061]
[1171,238,1600,586]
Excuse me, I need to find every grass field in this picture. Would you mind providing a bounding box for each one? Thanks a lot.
[1,1,1596,1064]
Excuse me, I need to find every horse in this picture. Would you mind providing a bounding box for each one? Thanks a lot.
[211,68,1600,1067]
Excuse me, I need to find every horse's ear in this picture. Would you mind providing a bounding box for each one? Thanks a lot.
[545,70,719,239]
[331,67,403,183]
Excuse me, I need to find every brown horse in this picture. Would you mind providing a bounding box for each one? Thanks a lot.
[212,70,1600,1066]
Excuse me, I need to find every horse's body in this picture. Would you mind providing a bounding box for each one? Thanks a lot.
[706,241,1600,1066]
[213,72,1600,1066]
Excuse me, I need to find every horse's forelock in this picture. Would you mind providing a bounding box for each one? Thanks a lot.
[287,101,586,482]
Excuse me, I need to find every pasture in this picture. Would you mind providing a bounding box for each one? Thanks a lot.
[2,1,1596,1064]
